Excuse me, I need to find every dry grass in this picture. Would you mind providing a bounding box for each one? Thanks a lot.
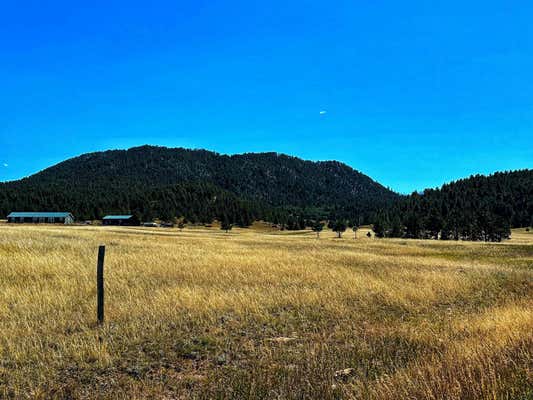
[0,224,532,399]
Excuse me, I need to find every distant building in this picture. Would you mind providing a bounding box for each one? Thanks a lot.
[102,215,140,226]
[7,212,74,224]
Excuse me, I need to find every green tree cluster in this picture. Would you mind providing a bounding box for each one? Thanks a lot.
[372,170,532,242]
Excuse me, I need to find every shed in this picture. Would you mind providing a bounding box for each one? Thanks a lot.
[102,215,140,226]
[7,212,74,224]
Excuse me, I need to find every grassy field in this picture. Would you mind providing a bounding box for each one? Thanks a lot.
[0,224,532,399]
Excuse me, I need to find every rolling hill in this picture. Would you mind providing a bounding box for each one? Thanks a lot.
[0,145,399,224]
[375,169,533,241]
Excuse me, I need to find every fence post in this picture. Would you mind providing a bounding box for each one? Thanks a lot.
[97,245,105,324]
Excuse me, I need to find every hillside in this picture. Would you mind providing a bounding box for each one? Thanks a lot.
[374,169,533,241]
[0,145,398,223]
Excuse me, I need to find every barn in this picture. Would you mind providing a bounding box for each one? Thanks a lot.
[102,215,140,226]
[7,212,74,224]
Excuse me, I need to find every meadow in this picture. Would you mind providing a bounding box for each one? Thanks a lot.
[0,224,532,399]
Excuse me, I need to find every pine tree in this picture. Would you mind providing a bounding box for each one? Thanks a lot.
[373,213,388,238]
[389,215,403,238]
[220,215,233,233]
[331,220,347,238]
[424,207,443,240]
[312,221,324,238]
[352,224,359,239]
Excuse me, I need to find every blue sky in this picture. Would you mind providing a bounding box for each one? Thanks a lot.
[1,1,531,193]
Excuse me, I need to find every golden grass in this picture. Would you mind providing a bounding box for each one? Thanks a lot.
[0,224,532,399]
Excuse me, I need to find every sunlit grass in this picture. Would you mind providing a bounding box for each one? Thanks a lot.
[0,224,531,399]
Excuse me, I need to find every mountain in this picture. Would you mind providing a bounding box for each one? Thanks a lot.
[374,169,533,241]
[0,145,399,224]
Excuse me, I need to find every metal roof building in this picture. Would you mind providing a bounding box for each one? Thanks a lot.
[7,212,74,224]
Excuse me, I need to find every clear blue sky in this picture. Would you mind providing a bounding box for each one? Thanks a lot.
[1,1,531,193]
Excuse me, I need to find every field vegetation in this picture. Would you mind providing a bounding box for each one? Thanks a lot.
[0,224,532,399]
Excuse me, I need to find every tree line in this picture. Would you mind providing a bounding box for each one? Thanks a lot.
[371,170,532,242]
[0,145,530,242]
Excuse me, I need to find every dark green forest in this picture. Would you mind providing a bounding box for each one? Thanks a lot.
[372,170,533,242]
[0,146,531,241]
[0,145,397,226]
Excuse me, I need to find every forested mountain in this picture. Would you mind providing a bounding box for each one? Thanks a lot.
[373,170,533,242]
[0,145,398,225]
[1,146,530,240]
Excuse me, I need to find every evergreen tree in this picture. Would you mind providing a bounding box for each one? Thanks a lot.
[389,214,403,238]
[220,215,233,233]
[331,220,347,238]
[404,212,422,239]
[424,207,443,240]
[352,224,359,239]
[312,221,324,238]
[373,212,388,238]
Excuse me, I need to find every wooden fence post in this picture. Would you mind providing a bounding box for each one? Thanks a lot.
[97,245,105,324]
